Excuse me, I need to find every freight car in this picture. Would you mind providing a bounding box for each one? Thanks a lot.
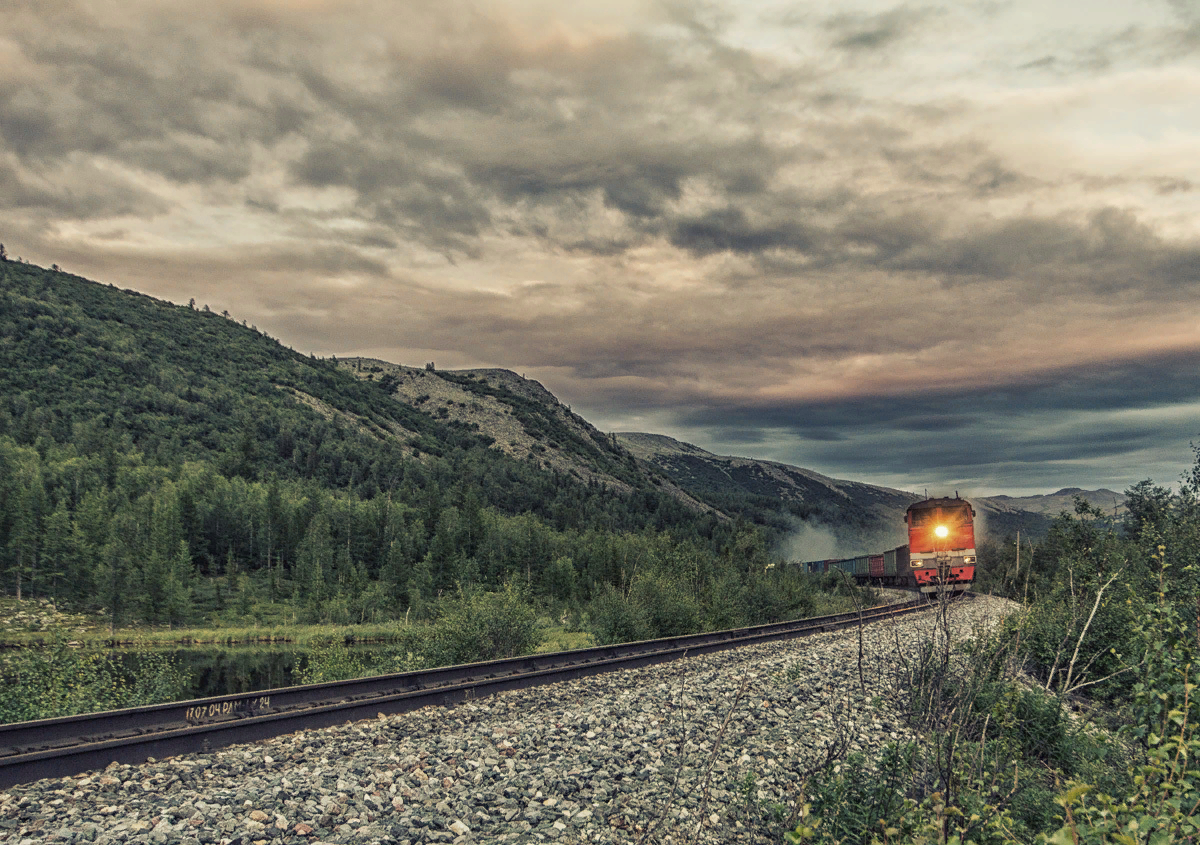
[798,496,976,594]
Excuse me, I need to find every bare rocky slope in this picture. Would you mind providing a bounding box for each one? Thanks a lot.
[337,359,715,515]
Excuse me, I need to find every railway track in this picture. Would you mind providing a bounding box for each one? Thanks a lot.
[0,595,950,790]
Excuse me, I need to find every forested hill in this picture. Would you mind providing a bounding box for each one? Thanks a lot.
[0,261,682,513]
[0,261,755,628]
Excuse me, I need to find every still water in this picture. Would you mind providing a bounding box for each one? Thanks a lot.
[113,643,398,701]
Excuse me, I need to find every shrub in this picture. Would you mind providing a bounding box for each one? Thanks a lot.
[1046,590,1200,845]
[787,744,919,845]
[421,582,541,666]
[296,637,371,685]
[586,584,651,645]
[629,573,702,638]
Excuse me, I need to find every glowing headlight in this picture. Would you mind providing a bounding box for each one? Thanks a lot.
[934,525,949,538]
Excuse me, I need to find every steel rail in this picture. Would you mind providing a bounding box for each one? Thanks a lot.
[0,595,956,789]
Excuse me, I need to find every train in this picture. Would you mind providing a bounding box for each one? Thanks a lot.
[798,496,977,594]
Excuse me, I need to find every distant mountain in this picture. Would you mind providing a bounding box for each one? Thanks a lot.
[977,488,1127,518]
[615,433,1061,556]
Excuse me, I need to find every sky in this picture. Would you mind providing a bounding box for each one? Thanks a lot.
[3,0,1200,496]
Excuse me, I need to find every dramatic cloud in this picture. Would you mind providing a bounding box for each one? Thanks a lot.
[3,0,1199,494]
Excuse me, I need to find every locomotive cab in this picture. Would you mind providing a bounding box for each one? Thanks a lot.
[905,496,976,594]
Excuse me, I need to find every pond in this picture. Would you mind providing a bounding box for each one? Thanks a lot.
[112,642,401,701]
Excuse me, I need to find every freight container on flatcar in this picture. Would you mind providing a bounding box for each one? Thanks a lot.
[869,554,884,578]
[883,548,898,577]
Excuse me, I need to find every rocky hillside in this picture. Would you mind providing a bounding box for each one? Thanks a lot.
[338,359,714,513]
[622,431,911,517]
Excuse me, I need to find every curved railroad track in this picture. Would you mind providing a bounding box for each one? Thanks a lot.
[0,594,961,789]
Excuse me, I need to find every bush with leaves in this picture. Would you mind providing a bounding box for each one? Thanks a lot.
[629,572,703,638]
[419,582,541,667]
[585,584,652,645]
[295,637,372,685]
[786,744,921,845]
[1043,579,1200,845]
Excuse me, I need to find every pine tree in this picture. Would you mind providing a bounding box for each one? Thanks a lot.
[407,554,435,619]
[40,501,74,607]
[294,512,334,614]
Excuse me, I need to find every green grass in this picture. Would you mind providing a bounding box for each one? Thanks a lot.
[0,583,871,651]
[0,597,419,647]
[535,627,596,653]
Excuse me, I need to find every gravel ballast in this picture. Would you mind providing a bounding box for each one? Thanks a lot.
[0,596,1020,845]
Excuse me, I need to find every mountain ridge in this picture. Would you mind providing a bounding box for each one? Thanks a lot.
[612,432,1130,553]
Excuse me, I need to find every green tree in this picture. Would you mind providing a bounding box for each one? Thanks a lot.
[6,461,46,600]
[294,512,334,617]
[407,554,435,619]
[40,500,74,606]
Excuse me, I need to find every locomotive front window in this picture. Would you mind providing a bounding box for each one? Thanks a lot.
[910,510,935,526]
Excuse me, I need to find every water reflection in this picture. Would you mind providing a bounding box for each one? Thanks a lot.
[113,643,396,700]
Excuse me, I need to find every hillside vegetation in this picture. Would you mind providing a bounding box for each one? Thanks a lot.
[0,260,840,645]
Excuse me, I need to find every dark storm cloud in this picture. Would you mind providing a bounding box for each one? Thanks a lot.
[0,154,169,220]
[706,350,1200,429]
[655,349,1200,491]
[800,430,848,443]
[892,415,976,432]
[0,20,263,182]
[658,192,1200,309]
[9,0,1189,296]
[668,207,821,255]
[251,8,797,256]
[3,0,1199,495]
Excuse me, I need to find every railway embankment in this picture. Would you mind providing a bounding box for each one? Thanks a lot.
[0,596,1020,845]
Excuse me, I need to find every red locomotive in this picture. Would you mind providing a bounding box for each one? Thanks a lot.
[905,496,976,594]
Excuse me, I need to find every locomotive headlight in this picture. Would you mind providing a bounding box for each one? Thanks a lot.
[934,525,949,538]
